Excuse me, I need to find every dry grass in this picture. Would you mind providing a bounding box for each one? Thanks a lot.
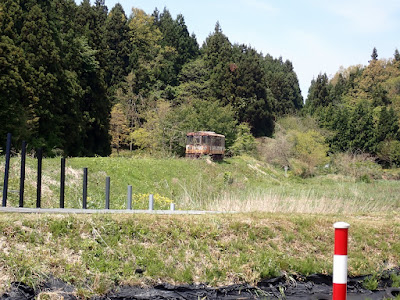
[0,212,399,296]
[207,190,392,214]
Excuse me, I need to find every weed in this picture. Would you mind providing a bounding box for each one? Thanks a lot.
[391,273,400,288]
[363,274,379,291]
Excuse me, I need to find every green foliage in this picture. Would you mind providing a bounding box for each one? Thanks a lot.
[160,99,237,155]
[230,123,257,156]
[109,103,130,154]
[391,273,400,288]
[363,274,379,290]
[331,152,383,180]
[264,56,303,115]
[258,116,329,176]
[377,140,400,167]
[104,3,130,91]
[289,130,329,177]
[130,127,153,151]
[1,212,399,296]
[0,0,304,156]
[305,73,330,114]
[304,56,400,165]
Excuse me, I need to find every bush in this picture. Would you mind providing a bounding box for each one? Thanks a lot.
[377,139,400,167]
[257,132,293,167]
[257,117,329,177]
[230,123,257,156]
[332,152,382,179]
[290,130,329,165]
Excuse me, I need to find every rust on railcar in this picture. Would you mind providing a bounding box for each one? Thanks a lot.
[185,131,225,160]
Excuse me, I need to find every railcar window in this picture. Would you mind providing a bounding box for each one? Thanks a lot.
[212,137,221,146]
[194,136,201,145]
[187,136,193,144]
[202,136,209,145]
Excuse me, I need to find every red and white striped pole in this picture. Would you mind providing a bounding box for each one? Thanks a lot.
[333,222,350,300]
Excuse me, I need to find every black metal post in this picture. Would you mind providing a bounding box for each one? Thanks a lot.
[19,141,26,207]
[82,167,88,209]
[105,176,110,209]
[36,148,42,208]
[2,133,11,207]
[60,157,65,208]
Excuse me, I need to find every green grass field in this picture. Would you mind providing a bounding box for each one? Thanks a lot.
[0,155,400,296]
[1,155,400,213]
[0,213,399,297]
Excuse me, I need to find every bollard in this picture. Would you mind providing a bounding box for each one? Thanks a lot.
[19,141,26,207]
[2,133,11,207]
[127,185,132,210]
[36,148,42,208]
[170,203,175,211]
[333,222,350,300]
[82,168,88,209]
[60,157,65,208]
[149,194,154,211]
[105,176,110,209]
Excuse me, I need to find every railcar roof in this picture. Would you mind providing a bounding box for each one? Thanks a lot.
[186,131,225,138]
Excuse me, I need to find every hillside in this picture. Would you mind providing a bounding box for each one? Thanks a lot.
[0,212,399,297]
[1,0,302,156]
[1,155,400,214]
[1,156,400,297]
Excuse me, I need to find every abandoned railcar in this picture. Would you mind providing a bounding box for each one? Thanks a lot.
[185,131,225,160]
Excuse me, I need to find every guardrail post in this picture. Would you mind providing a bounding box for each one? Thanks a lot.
[2,133,11,207]
[105,176,110,209]
[127,185,132,210]
[82,167,88,209]
[148,194,154,211]
[19,141,26,207]
[60,157,65,208]
[333,222,350,300]
[170,203,175,211]
[36,148,42,208]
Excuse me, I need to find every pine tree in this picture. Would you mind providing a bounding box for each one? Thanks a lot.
[19,3,65,151]
[263,56,303,115]
[231,45,274,136]
[0,36,32,148]
[152,8,199,86]
[394,49,400,62]
[374,106,399,145]
[347,101,375,152]
[305,73,330,114]
[202,22,234,103]
[105,3,130,91]
[370,47,378,62]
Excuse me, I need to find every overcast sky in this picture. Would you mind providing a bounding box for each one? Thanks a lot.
[82,0,400,99]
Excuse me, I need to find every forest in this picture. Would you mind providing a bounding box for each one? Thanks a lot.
[1,0,400,169]
[0,0,302,156]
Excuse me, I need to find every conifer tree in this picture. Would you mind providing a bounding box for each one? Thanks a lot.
[105,3,130,91]
[394,49,400,62]
[370,47,378,61]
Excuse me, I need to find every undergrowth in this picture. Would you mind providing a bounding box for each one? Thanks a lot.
[0,155,399,214]
[0,213,399,296]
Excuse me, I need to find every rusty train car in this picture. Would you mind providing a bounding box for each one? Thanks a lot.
[185,131,225,160]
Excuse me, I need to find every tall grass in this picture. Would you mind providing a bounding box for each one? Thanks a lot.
[1,155,399,214]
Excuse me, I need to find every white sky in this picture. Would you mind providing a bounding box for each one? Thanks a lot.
[80,0,400,99]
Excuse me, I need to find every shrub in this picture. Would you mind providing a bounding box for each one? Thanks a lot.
[258,116,329,177]
[377,139,400,167]
[332,152,382,179]
[230,123,257,156]
[257,131,293,167]
[288,129,329,177]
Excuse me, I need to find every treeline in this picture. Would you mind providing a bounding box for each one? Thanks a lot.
[0,0,303,156]
[305,48,400,167]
